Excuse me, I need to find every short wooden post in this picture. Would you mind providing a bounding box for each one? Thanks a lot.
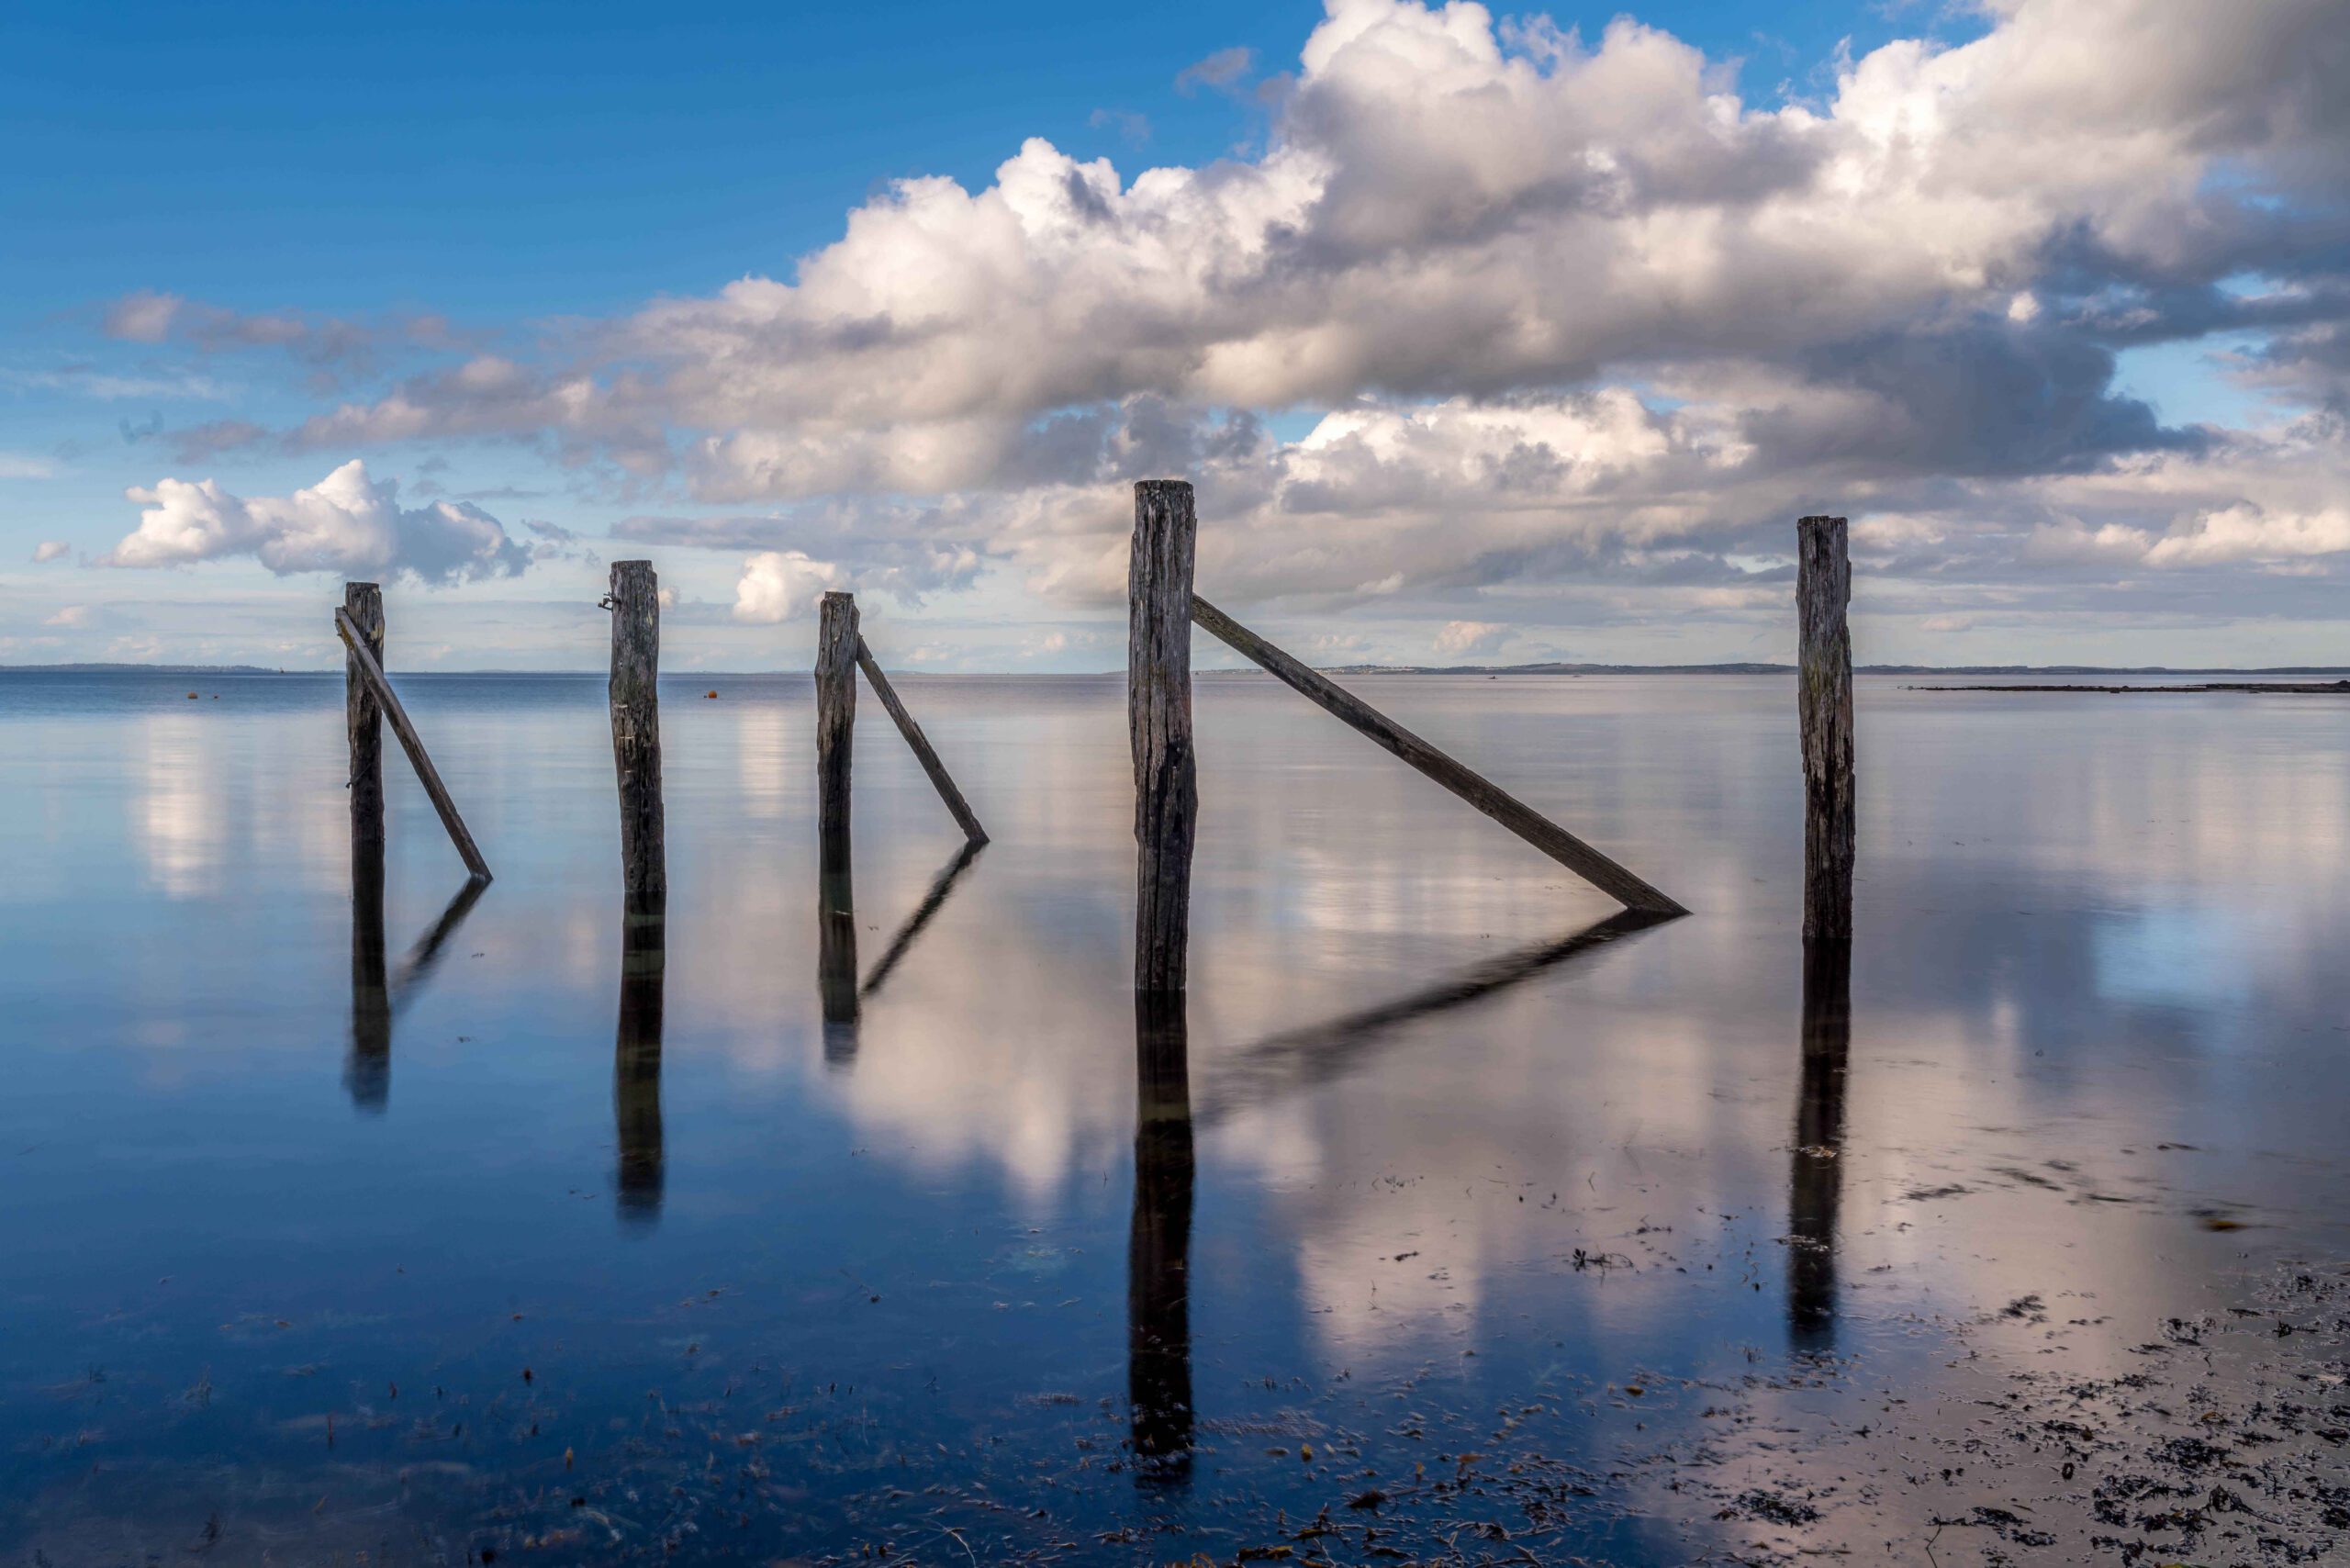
[614,913,666,1228]
[816,592,860,1046]
[1788,937,1851,1346]
[1130,481,1198,992]
[608,561,666,914]
[335,609,492,881]
[1797,516,1854,940]
[344,582,386,861]
[1128,990,1195,1478]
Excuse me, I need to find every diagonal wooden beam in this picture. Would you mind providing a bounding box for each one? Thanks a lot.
[856,635,989,845]
[333,607,492,882]
[1189,594,1684,916]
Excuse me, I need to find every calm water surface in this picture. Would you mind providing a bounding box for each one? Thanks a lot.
[2,669,2345,1564]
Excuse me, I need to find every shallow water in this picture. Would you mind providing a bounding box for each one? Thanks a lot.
[2,668,2344,1564]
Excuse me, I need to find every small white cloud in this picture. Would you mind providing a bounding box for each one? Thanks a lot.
[43,606,94,628]
[102,458,531,584]
[103,289,184,343]
[732,550,843,622]
[1089,107,1150,145]
[0,453,59,480]
[31,541,71,563]
[1433,620,1511,657]
[1176,45,1254,95]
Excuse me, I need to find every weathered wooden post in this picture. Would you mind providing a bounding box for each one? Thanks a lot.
[1129,990,1195,1480]
[344,583,386,857]
[335,603,492,881]
[1130,481,1198,992]
[1797,516,1854,940]
[815,591,860,1046]
[1788,936,1851,1347]
[614,915,666,1228]
[608,561,666,918]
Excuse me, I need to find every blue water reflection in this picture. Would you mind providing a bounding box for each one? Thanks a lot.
[2,668,2344,1562]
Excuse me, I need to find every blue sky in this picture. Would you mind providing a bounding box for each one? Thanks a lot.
[6,0,2344,669]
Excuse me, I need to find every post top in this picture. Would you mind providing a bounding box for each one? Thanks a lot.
[821,588,856,604]
[612,559,655,571]
[1135,477,1193,494]
[1796,515,1848,527]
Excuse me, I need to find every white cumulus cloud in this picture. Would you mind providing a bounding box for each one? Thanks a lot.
[76,0,2350,654]
[1433,620,1511,656]
[102,459,532,583]
[733,550,845,622]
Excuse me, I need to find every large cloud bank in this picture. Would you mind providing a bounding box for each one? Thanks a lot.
[126,0,2350,637]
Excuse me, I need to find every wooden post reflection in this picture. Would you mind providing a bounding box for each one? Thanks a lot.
[818,867,858,1064]
[1788,937,1851,1349]
[615,897,666,1227]
[347,875,486,1112]
[1129,991,1195,1483]
[346,830,390,1112]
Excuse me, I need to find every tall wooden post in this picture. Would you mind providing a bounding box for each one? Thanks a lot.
[608,561,666,917]
[344,583,386,860]
[343,581,389,1110]
[816,592,860,1047]
[1130,481,1198,992]
[1129,991,1195,1481]
[1797,516,1854,940]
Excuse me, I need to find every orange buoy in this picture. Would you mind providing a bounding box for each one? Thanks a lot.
[705,689,718,700]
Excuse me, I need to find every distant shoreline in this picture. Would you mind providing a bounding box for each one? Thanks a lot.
[1910,679,2350,695]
